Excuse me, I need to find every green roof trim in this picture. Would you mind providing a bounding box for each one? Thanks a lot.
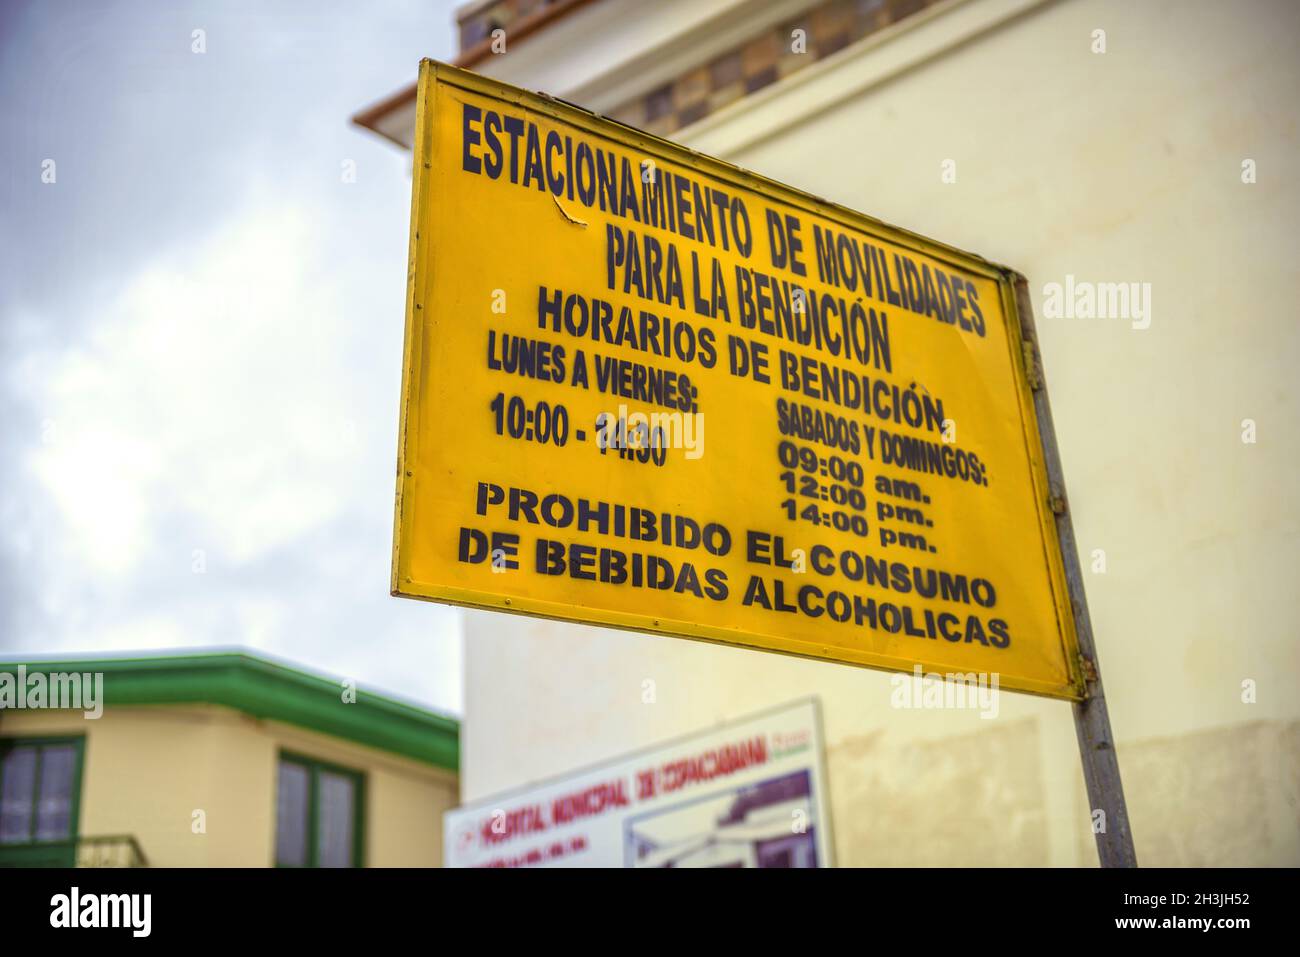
[0,652,459,772]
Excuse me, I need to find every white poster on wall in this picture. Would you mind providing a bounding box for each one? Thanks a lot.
[444,698,834,868]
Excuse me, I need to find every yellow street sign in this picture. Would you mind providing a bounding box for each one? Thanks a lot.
[393,60,1084,700]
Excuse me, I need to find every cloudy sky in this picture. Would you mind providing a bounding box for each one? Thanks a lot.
[0,1,466,713]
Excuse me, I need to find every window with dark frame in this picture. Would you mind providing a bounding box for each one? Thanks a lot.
[275,752,364,868]
[0,737,84,866]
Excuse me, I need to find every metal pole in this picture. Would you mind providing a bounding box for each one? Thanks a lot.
[1012,274,1137,868]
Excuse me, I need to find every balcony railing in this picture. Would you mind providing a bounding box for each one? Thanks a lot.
[75,834,149,868]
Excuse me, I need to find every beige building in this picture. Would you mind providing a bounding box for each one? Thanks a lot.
[357,0,1300,866]
[0,652,458,866]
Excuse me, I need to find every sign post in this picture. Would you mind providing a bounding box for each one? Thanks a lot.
[393,59,1136,865]
[1012,277,1136,867]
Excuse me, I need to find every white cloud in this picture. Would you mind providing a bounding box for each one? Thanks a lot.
[0,1,465,715]
[27,204,358,574]
[12,197,465,713]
